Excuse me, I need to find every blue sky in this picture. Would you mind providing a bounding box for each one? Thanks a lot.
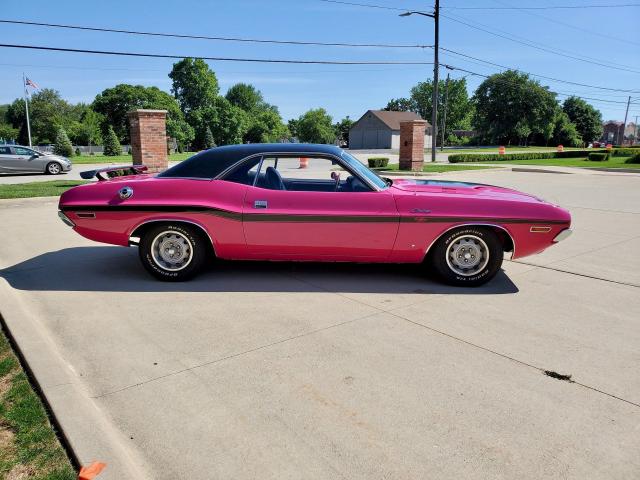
[1,0,638,123]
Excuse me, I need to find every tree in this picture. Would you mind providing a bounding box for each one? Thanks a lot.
[562,96,603,145]
[383,98,414,112]
[169,58,219,115]
[551,109,582,147]
[53,128,74,156]
[0,123,19,142]
[226,83,266,112]
[472,70,558,145]
[334,116,354,145]
[103,125,122,156]
[244,109,289,143]
[410,77,471,140]
[203,126,215,148]
[92,84,193,149]
[296,108,335,144]
[6,89,75,144]
[287,119,299,139]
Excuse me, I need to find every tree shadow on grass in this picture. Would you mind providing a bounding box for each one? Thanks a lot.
[0,246,518,295]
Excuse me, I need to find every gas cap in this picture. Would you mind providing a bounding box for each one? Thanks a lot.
[118,186,133,200]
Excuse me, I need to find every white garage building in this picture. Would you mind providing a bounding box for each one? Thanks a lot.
[348,110,432,150]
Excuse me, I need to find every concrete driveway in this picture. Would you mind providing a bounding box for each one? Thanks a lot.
[0,168,639,479]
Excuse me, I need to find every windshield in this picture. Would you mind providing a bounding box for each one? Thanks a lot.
[340,151,388,190]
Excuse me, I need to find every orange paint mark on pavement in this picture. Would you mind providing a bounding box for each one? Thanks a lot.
[78,462,107,480]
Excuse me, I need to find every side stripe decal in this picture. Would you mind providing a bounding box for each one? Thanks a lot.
[61,204,569,225]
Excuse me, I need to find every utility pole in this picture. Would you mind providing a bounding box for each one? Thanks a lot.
[431,0,439,162]
[399,1,439,162]
[22,73,32,147]
[440,72,450,152]
[621,95,631,146]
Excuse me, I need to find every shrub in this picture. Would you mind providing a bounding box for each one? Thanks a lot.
[75,147,81,156]
[103,126,122,156]
[611,148,639,157]
[53,128,74,157]
[368,157,389,168]
[448,149,605,163]
[625,153,640,164]
[587,152,608,161]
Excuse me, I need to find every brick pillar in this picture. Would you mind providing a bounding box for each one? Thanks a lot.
[128,109,168,173]
[399,120,427,171]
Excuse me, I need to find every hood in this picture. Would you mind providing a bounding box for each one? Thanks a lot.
[42,153,71,162]
[391,179,544,203]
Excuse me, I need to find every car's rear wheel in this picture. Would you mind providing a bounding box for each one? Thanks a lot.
[46,162,62,175]
[429,226,503,286]
[138,223,208,281]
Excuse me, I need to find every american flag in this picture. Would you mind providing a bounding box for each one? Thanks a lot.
[25,77,39,89]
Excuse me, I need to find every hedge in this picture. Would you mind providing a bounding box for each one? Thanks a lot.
[625,153,640,164]
[588,152,609,161]
[368,157,389,168]
[611,148,639,157]
[448,149,606,163]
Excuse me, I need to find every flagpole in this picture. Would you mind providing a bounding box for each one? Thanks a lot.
[23,73,32,147]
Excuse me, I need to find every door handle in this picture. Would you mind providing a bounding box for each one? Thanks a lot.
[254,200,268,209]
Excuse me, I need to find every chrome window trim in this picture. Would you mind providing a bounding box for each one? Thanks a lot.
[216,151,380,192]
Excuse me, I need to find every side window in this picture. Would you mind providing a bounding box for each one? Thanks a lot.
[256,156,355,192]
[219,156,262,185]
[13,147,33,156]
[0,146,11,155]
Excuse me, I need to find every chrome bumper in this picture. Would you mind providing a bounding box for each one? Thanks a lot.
[58,210,75,227]
[553,228,572,243]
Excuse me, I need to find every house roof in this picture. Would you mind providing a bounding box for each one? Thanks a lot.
[369,110,429,130]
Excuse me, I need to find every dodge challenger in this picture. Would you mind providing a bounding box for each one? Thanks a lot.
[58,144,571,286]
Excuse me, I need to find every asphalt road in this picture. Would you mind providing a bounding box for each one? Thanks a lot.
[0,168,639,479]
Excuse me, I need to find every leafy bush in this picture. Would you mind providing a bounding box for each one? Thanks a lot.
[611,148,639,157]
[53,128,74,157]
[587,152,608,161]
[103,125,122,156]
[368,157,389,168]
[448,149,605,163]
[74,147,81,156]
[625,153,640,164]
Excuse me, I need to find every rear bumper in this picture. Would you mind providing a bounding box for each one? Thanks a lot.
[553,228,572,243]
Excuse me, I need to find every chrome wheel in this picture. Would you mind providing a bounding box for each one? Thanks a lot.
[150,230,193,272]
[445,234,490,277]
[47,162,61,174]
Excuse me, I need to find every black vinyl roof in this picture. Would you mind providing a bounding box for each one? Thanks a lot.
[158,143,344,179]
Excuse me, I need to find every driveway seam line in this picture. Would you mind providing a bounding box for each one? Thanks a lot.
[288,275,640,410]
[509,260,640,288]
[92,311,378,399]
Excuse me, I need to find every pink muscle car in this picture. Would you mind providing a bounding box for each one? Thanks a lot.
[58,144,571,286]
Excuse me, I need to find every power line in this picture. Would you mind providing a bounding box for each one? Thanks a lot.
[440,47,640,93]
[487,0,640,47]
[441,13,640,75]
[318,0,409,12]
[0,43,435,65]
[0,18,432,49]
[441,3,640,9]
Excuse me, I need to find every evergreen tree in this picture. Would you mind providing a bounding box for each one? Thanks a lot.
[103,125,122,156]
[53,128,74,157]
[204,126,216,148]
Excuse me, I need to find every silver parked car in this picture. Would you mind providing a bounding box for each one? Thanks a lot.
[0,145,72,175]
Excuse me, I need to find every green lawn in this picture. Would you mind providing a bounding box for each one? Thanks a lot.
[0,328,76,479]
[0,181,88,199]
[481,156,640,169]
[376,164,499,173]
[71,152,196,164]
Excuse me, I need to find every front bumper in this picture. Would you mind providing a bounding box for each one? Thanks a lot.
[553,228,572,243]
[58,210,75,227]
[62,163,72,172]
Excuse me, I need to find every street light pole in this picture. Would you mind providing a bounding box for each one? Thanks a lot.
[400,2,439,162]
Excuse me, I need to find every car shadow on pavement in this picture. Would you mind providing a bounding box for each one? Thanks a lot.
[0,246,518,295]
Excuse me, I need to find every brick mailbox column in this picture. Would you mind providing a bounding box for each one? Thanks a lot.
[128,109,168,173]
[399,120,427,171]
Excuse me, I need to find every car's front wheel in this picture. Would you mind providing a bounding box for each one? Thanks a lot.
[46,161,62,175]
[429,226,503,286]
[138,223,208,281]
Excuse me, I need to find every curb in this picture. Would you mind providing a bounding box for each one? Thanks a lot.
[0,278,151,480]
